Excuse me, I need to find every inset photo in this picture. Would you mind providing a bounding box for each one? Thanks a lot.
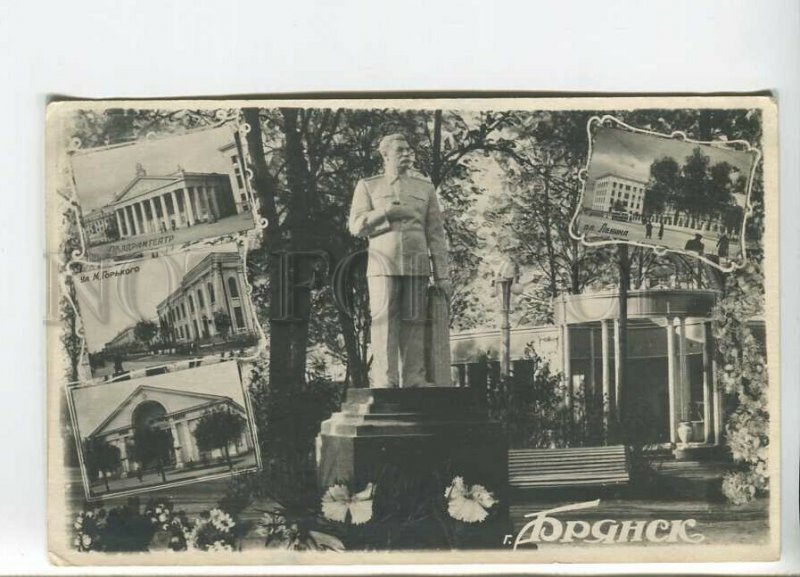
[573,120,759,266]
[68,361,260,500]
[73,243,261,383]
[69,120,256,261]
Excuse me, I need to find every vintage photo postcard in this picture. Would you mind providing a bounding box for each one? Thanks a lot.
[47,96,779,565]
[65,116,257,261]
[66,360,261,502]
[573,117,759,270]
[72,242,262,384]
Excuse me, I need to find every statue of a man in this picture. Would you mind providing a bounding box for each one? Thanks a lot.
[348,134,451,388]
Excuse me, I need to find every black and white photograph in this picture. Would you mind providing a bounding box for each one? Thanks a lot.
[68,120,257,261]
[67,361,260,500]
[48,98,778,563]
[73,243,261,384]
[574,121,759,266]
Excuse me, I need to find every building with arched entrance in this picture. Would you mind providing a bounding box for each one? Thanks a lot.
[86,384,253,478]
[70,361,258,498]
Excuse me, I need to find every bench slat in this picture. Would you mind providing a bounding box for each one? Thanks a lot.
[508,445,630,490]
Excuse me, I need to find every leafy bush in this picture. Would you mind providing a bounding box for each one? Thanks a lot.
[248,355,342,499]
[485,348,607,448]
[713,261,769,503]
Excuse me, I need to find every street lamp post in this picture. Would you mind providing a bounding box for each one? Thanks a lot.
[495,257,517,378]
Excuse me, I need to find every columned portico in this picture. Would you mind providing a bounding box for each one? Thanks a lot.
[182,188,196,226]
[601,319,612,427]
[666,315,677,444]
[126,205,138,235]
[169,190,181,228]
[552,289,720,452]
[103,171,238,241]
[115,210,125,238]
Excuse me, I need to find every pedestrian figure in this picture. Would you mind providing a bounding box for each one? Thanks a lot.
[684,233,705,255]
[136,465,143,482]
[658,221,664,240]
[716,232,730,258]
[645,220,653,239]
[113,354,124,375]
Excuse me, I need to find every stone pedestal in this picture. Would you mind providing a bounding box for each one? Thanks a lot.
[316,387,509,548]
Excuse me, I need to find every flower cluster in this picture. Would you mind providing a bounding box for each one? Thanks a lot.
[722,471,763,505]
[72,510,103,552]
[144,500,189,551]
[72,502,238,553]
[184,508,236,552]
[713,261,770,503]
[444,476,498,523]
[320,482,375,525]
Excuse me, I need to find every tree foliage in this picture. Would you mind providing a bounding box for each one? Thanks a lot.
[645,147,744,228]
[84,437,121,491]
[133,320,158,347]
[213,311,232,341]
[193,409,247,469]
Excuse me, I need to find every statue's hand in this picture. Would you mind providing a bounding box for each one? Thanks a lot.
[385,203,415,221]
[434,278,453,299]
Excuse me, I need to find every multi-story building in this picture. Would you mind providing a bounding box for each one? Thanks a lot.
[102,165,240,242]
[156,252,256,344]
[103,325,140,354]
[83,208,118,245]
[218,140,251,214]
[590,173,648,215]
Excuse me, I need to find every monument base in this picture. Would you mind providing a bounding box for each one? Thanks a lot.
[316,387,509,549]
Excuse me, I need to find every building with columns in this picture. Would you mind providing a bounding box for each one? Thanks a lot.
[85,384,254,476]
[451,289,763,455]
[97,165,240,244]
[156,252,257,344]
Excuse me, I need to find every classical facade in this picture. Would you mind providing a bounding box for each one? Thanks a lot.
[451,289,763,453]
[101,166,239,242]
[590,173,648,215]
[86,384,253,474]
[156,252,256,344]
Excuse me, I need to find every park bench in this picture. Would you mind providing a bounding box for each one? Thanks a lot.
[508,445,630,489]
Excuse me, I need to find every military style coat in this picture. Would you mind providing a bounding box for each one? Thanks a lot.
[348,172,450,279]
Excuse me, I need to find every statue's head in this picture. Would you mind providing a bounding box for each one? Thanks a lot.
[379,133,413,174]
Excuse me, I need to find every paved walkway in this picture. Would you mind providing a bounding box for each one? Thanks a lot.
[88,453,258,497]
[577,214,740,260]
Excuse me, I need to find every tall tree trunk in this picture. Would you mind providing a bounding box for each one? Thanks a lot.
[223,443,232,470]
[279,108,318,385]
[616,244,630,442]
[431,110,443,188]
[542,174,558,297]
[242,108,295,386]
